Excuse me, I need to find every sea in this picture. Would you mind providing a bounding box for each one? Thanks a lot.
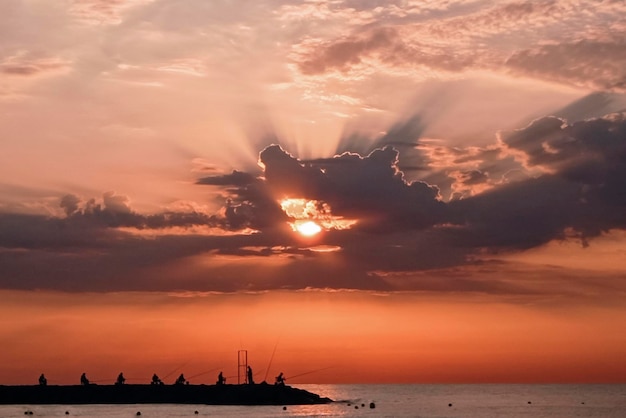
[2,384,624,418]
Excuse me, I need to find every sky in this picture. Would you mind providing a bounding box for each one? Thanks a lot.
[1,0,626,385]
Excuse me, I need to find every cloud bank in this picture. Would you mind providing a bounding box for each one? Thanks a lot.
[1,112,624,296]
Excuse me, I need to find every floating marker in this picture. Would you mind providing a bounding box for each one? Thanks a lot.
[282,406,287,410]
[448,403,453,407]
[369,402,376,409]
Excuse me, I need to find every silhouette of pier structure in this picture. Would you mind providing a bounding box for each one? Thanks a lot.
[0,350,332,405]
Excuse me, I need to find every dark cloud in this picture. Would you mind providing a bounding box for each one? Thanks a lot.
[336,114,426,157]
[451,113,626,248]
[102,191,132,214]
[553,92,626,123]
[196,170,256,186]
[58,192,226,231]
[202,111,626,256]
[448,175,583,249]
[0,211,390,292]
[60,194,81,216]
[500,114,626,181]
[455,170,489,186]
[2,111,626,293]
[0,212,114,250]
[258,144,444,231]
[196,169,288,231]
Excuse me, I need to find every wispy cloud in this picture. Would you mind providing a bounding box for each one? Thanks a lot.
[287,0,626,91]
[0,53,70,77]
[69,0,155,25]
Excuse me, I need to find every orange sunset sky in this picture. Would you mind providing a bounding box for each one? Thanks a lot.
[1,0,626,385]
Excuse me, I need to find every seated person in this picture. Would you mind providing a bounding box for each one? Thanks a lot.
[80,373,90,386]
[175,373,187,385]
[116,373,126,385]
[275,372,285,386]
[151,374,163,385]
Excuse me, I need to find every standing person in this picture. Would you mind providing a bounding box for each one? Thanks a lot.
[38,374,47,386]
[80,373,90,386]
[217,371,226,385]
[247,366,254,385]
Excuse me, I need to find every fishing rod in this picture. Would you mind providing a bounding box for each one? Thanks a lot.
[162,361,189,381]
[186,367,220,381]
[123,377,150,382]
[286,366,335,381]
[91,375,145,384]
[263,338,280,383]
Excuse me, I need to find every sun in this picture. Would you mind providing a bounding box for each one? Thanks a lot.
[295,221,322,237]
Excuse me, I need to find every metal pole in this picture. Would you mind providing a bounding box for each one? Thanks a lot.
[237,350,248,385]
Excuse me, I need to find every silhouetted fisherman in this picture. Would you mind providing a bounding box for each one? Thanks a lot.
[116,372,126,385]
[275,372,285,386]
[38,374,47,386]
[80,373,90,386]
[216,371,226,385]
[175,373,187,385]
[247,366,254,385]
[151,374,163,385]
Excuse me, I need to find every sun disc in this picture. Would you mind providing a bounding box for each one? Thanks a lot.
[296,221,322,237]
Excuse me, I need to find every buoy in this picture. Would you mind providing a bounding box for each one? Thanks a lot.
[136,412,141,416]
[347,403,351,406]
[282,406,287,410]
[448,403,452,407]
[354,405,359,409]
[528,401,532,404]
[194,411,199,415]
[361,403,365,407]
[65,412,70,415]
[582,402,585,405]
[369,402,376,409]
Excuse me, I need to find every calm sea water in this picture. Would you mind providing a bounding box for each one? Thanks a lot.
[2,384,625,417]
